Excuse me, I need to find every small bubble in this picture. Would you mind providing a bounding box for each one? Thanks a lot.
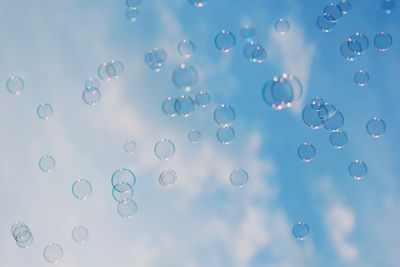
[123,140,137,154]
[214,30,236,53]
[82,87,101,106]
[195,91,211,107]
[297,143,316,162]
[292,221,310,240]
[188,129,202,143]
[117,199,138,219]
[39,155,56,173]
[348,160,367,180]
[36,103,54,120]
[366,117,386,138]
[159,169,177,187]
[240,25,256,41]
[354,69,369,86]
[374,32,393,51]
[230,169,249,187]
[274,18,290,34]
[6,76,25,95]
[172,64,198,91]
[177,39,195,59]
[213,104,236,126]
[329,130,348,149]
[154,139,175,160]
[43,243,63,263]
[72,226,89,243]
[72,179,92,200]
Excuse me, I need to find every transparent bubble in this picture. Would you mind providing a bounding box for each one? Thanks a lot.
[311,97,326,111]
[318,103,337,123]
[195,91,211,107]
[154,139,175,160]
[292,221,310,240]
[262,74,302,110]
[6,75,25,95]
[374,32,393,51]
[338,0,351,14]
[39,155,56,173]
[230,169,249,188]
[366,117,386,138]
[126,0,141,8]
[43,243,63,264]
[329,130,348,149]
[82,87,101,106]
[188,0,207,7]
[85,78,100,89]
[145,48,167,72]
[347,33,369,55]
[216,126,236,144]
[111,168,136,189]
[188,129,202,143]
[214,30,236,53]
[172,64,198,91]
[117,199,138,219]
[159,169,177,187]
[123,140,137,154]
[243,41,267,63]
[162,97,177,117]
[72,226,89,243]
[178,40,195,59]
[12,222,33,248]
[126,7,140,23]
[381,0,396,14]
[36,103,54,120]
[297,143,316,162]
[354,69,369,86]
[302,105,324,129]
[274,18,290,34]
[112,182,134,202]
[97,62,112,81]
[106,60,124,79]
[340,41,358,61]
[323,110,344,132]
[72,179,92,200]
[316,15,336,32]
[174,95,195,117]
[348,160,367,180]
[240,25,256,41]
[214,104,236,126]
[323,3,343,22]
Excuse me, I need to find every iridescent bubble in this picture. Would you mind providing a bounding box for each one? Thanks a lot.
[111,168,136,189]
[216,126,235,144]
[43,243,63,263]
[354,69,369,86]
[329,130,348,149]
[112,182,134,202]
[145,48,167,72]
[85,78,100,89]
[347,33,369,55]
[302,104,324,129]
[195,91,211,107]
[230,169,249,188]
[274,18,290,34]
[323,3,343,22]
[72,179,92,200]
[39,155,56,173]
[36,103,54,120]
[162,97,177,117]
[172,64,198,91]
[366,117,386,138]
[72,226,89,243]
[374,32,393,51]
[338,0,351,14]
[348,160,367,180]
[159,169,177,187]
[213,104,236,126]
[243,41,267,63]
[188,129,202,143]
[381,0,396,14]
[126,7,140,23]
[126,0,141,8]
[214,30,236,53]
[292,221,310,240]
[97,62,112,81]
[117,199,138,219]
[6,75,24,95]
[178,39,195,59]
[240,25,256,41]
[297,143,316,162]
[174,95,195,117]
[82,87,101,106]
[154,139,175,160]
[188,0,207,7]
[316,15,336,32]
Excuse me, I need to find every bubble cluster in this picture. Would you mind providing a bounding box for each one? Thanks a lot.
[37,103,54,120]
[178,40,195,59]
[214,104,236,126]
[111,168,138,219]
[72,179,93,200]
[72,225,89,243]
[172,63,198,91]
[39,155,56,173]
[159,169,177,187]
[230,169,249,187]
[292,221,310,240]
[11,222,33,248]
[348,160,367,180]
[6,75,25,95]
[43,243,63,263]
[125,0,141,22]
[214,30,236,53]
[274,18,290,34]
[154,139,175,160]
[366,117,386,138]
[145,48,167,72]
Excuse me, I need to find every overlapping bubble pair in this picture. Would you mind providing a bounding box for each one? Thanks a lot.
[111,168,138,219]
[239,26,267,63]
[213,104,237,144]
[11,222,33,248]
[316,1,351,32]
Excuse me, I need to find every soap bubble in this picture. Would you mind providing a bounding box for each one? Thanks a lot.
[159,169,177,187]
[381,0,396,14]
[297,143,316,162]
[39,155,56,173]
[195,91,211,107]
[43,243,63,263]
[274,18,290,34]
[316,15,336,32]
[338,0,351,14]
[117,199,138,219]
[145,48,167,72]
[188,129,202,143]
[6,75,24,95]
[111,168,136,189]
[37,103,54,120]
[172,64,198,91]
[216,126,235,144]
[162,97,178,117]
[112,182,134,202]
[72,226,89,243]
[72,179,92,200]
[323,3,343,22]
[243,41,267,63]
[82,87,101,106]
[123,140,137,154]
[154,139,175,160]
[174,95,195,117]
[126,7,140,22]
[354,69,369,86]
[302,104,324,129]
[178,39,195,58]
[366,117,386,138]
[329,130,348,149]
[374,32,393,51]
[214,30,236,53]
[213,104,236,126]
[292,221,310,240]
[348,160,367,180]
[240,25,256,41]
[230,169,249,187]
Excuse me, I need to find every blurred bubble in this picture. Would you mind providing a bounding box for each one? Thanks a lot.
[214,30,236,53]
[82,87,101,106]
[348,160,367,180]
[72,226,89,243]
[316,15,336,32]
[145,48,167,72]
[366,117,386,138]
[126,7,140,22]
[6,75,24,95]
[374,32,393,51]
[106,60,124,78]
[37,103,54,120]
[302,105,324,129]
[347,32,369,55]
[97,63,112,81]
[39,155,56,173]
[188,0,207,7]
[323,110,344,132]
[111,168,136,189]
[274,18,290,34]
[85,78,100,89]
[311,97,326,111]
[240,25,256,41]
[159,169,177,187]
[174,95,195,117]
[72,179,92,200]
[297,143,316,162]
[178,40,195,59]
[188,129,202,143]
[329,130,348,149]
[11,222,33,248]
[381,0,396,14]
[117,199,138,219]
[43,243,63,263]
[195,91,211,107]
[172,64,198,91]
[354,69,369,86]
[262,74,302,110]
[123,140,137,154]
[126,0,141,8]
[216,126,235,144]
[243,41,267,63]
[112,182,134,202]
[340,41,358,61]
[162,97,177,117]
[292,221,310,240]
[154,139,175,160]
[324,3,343,22]
[318,103,337,122]
[214,104,236,126]
[230,169,249,187]
[338,0,351,14]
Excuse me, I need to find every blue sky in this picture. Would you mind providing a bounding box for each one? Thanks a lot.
[1,0,400,266]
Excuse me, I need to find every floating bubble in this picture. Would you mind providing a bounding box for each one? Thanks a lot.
[174,95,195,117]
[97,63,112,81]
[162,96,177,117]
[126,0,141,8]
[323,3,343,22]
[243,41,267,63]
[106,60,124,78]
[111,168,136,189]
[159,169,177,187]
[338,0,351,14]
[154,139,175,160]
[6,75,24,95]
[381,0,396,14]
[188,0,207,7]
[178,39,195,59]
[340,41,358,61]
[82,87,101,106]
[112,182,134,202]
[36,103,54,120]
[172,63,198,91]
[348,33,369,55]
[230,169,249,188]
[354,69,369,86]
[374,32,393,51]
[297,143,316,162]
[302,105,324,129]
[72,226,89,243]
[72,179,92,200]
[214,30,236,53]
[11,222,33,248]
[214,104,236,126]
[323,110,344,132]
[216,126,235,144]
[188,129,202,143]
[85,78,100,89]
[316,15,336,32]
[274,18,290,34]
[366,117,386,138]
[117,199,138,219]
[145,48,167,72]
[240,25,256,41]
[195,91,211,107]
[348,160,367,180]
[126,7,140,22]
[262,74,302,110]
[39,155,56,173]
[292,221,310,240]
[329,130,348,149]
[318,103,337,122]
[123,140,137,154]
[43,243,63,264]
